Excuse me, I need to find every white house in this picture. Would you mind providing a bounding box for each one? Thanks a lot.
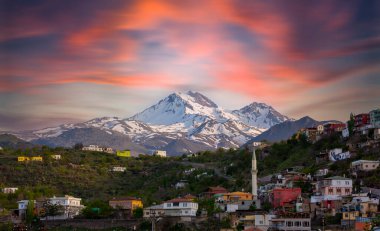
[175,180,188,189]
[315,168,329,177]
[2,187,18,194]
[46,195,84,220]
[82,145,113,153]
[163,198,198,217]
[112,166,126,172]
[351,160,380,172]
[317,176,352,196]
[153,150,167,157]
[51,155,61,160]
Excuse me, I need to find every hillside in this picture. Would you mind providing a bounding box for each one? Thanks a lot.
[0,134,34,149]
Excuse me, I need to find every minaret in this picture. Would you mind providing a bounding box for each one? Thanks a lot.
[252,145,258,197]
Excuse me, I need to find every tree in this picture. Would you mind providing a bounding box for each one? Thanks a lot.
[73,143,83,150]
[25,200,35,224]
[133,207,143,218]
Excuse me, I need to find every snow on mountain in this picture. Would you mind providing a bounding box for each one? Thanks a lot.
[232,102,291,129]
[11,91,291,155]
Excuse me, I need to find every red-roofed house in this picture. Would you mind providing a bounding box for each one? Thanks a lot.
[202,186,228,198]
[163,197,198,217]
[271,188,302,208]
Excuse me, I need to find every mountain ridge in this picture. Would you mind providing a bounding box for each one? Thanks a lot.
[6,91,291,155]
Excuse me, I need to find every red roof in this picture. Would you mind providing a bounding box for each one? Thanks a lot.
[208,186,228,193]
[109,196,141,201]
[183,194,196,200]
[165,198,194,203]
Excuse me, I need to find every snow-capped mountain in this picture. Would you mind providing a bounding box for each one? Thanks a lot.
[10,91,291,155]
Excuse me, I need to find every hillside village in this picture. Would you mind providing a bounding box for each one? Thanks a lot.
[0,108,380,230]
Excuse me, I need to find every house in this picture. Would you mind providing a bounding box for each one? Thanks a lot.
[354,113,370,128]
[2,187,18,194]
[51,155,61,160]
[270,212,311,231]
[298,127,319,143]
[216,192,257,212]
[112,166,127,172]
[175,180,188,189]
[270,188,302,208]
[46,195,84,220]
[153,150,167,157]
[143,204,165,218]
[317,124,324,133]
[144,197,198,218]
[230,211,275,230]
[222,192,254,202]
[323,122,346,135]
[201,186,228,199]
[116,150,131,157]
[18,156,43,162]
[315,168,329,177]
[109,197,143,218]
[317,176,352,196]
[163,198,198,217]
[82,145,113,153]
[351,160,380,172]
[370,109,380,127]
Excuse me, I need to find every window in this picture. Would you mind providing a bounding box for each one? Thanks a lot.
[345,214,349,218]
[173,202,179,207]
[345,189,350,194]
[345,181,350,185]
[167,203,171,207]
[303,221,310,227]
[260,221,263,224]
[295,221,301,227]
[286,221,293,227]
[183,203,187,207]
[185,210,188,214]
[337,188,341,193]
[328,188,333,194]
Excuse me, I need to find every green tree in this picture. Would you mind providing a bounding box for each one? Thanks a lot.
[133,207,143,218]
[25,200,35,224]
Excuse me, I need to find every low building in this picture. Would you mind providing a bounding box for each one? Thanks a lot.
[271,188,302,208]
[175,180,188,189]
[18,156,43,162]
[2,187,18,194]
[116,150,131,157]
[17,200,36,220]
[82,145,113,153]
[223,192,254,202]
[270,212,311,231]
[109,197,143,218]
[315,168,329,177]
[351,160,380,172]
[317,176,352,196]
[112,166,127,172]
[51,155,61,160]
[324,122,346,135]
[143,204,165,218]
[153,150,167,157]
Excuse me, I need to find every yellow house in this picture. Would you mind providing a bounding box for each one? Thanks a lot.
[117,150,131,157]
[18,156,43,162]
[18,156,30,162]
[31,156,43,161]
[222,192,253,202]
[109,197,143,210]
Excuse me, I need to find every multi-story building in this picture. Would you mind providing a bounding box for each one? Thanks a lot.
[351,160,380,172]
[144,197,198,218]
[317,176,352,196]
[370,109,380,127]
[17,200,36,220]
[354,113,370,128]
[46,195,84,220]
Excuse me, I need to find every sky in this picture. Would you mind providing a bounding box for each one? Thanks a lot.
[1,0,380,131]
